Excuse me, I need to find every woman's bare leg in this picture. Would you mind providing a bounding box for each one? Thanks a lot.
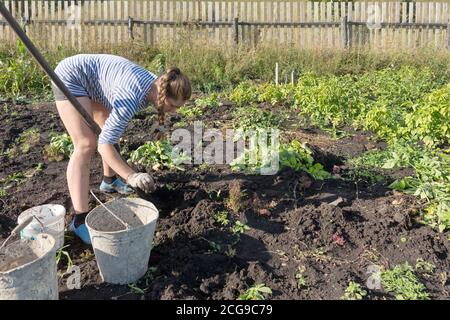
[56,97,96,213]
[91,101,115,178]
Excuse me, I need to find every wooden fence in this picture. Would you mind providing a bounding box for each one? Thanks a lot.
[0,1,449,50]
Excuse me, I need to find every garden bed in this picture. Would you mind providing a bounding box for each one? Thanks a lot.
[1,101,449,300]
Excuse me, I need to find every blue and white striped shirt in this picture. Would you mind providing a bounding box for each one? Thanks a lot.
[54,54,157,144]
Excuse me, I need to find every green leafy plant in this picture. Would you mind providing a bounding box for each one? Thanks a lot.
[5,128,40,157]
[295,266,307,289]
[403,84,450,148]
[229,81,260,107]
[195,92,222,108]
[0,40,50,100]
[43,133,74,161]
[129,140,188,171]
[341,281,368,300]
[214,211,230,226]
[381,263,429,300]
[231,140,330,180]
[178,105,203,119]
[415,258,435,274]
[232,106,285,131]
[148,53,166,75]
[238,284,272,300]
[231,221,250,234]
[128,283,146,295]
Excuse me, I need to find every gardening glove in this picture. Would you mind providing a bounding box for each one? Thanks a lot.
[126,172,156,192]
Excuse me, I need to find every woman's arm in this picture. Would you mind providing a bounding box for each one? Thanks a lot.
[97,143,134,180]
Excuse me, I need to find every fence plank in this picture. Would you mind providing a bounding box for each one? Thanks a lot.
[2,1,449,51]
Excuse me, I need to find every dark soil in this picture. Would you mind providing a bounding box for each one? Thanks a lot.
[0,102,449,300]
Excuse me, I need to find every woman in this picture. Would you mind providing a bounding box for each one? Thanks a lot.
[52,54,191,244]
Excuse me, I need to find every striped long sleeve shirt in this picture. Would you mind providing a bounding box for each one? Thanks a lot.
[54,54,157,144]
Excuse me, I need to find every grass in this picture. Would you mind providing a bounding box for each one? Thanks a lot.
[1,41,449,100]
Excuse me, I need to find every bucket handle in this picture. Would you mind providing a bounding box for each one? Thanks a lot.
[0,216,35,250]
[89,190,130,230]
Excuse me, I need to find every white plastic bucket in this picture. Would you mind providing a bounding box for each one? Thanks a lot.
[86,198,159,285]
[18,204,66,250]
[0,233,58,300]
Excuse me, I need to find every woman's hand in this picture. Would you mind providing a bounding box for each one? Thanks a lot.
[127,172,156,192]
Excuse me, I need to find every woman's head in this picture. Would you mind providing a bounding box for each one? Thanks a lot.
[156,67,191,124]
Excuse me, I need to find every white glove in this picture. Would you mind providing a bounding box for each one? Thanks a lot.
[127,173,155,192]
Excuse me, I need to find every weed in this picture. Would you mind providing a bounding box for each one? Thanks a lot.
[295,266,307,289]
[341,281,368,300]
[79,249,94,262]
[381,263,429,300]
[195,92,222,108]
[143,266,158,286]
[239,284,272,300]
[178,105,203,119]
[200,237,221,253]
[214,211,229,226]
[225,181,246,214]
[231,221,250,234]
[6,128,40,157]
[128,283,146,295]
[56,245,73,274]
[43,133,74,161]
[415,258,435,274]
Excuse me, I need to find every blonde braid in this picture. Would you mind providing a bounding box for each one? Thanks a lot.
[156,67,191,126]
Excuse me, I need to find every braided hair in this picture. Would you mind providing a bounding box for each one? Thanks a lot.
[156,67,191,126]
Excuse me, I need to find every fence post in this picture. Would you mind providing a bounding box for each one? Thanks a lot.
[348,20,353,48]
[128,16,134,40]
[342,16,348,48]
[150,22,154,47]
[234,17,239,47]
[143,22,147,45]
[448,23,450,50]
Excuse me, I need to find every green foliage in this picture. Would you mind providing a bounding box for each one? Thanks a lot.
[382,144,450,232]
[381,263,429,300]
[0,41,50,100]
[232,106,285,131]
[194,92,222,108]
[294,73,362,132]
[56,245,73,274]
[148,53,166,75]
[177,105,203,119]
[341,281,368,300]
[231,221,250,234]
[415,258,435,275]
[238,284,272,300]
[43,133,74,161]
[295,267,307,289]
[5,128,40,157]
[279,140,331,180]
[403,84,450,148]
[129,140,188,171]
[231,140,330,180]
[214,211,230,226]
[229,81,260,107]
[233,106,285,131]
